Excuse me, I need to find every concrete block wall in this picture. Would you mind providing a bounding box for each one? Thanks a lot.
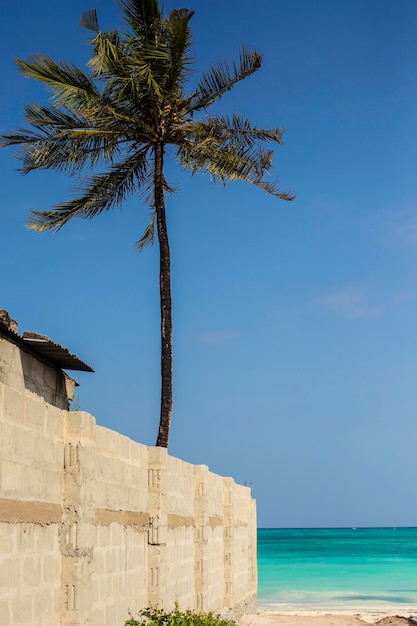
[0,381,64,626]
[0,380,257,626]
[91,424,150,625]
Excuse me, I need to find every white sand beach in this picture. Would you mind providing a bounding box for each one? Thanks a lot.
[239,609,417,626]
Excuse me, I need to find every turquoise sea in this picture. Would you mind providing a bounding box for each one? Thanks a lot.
[257,527,417,610]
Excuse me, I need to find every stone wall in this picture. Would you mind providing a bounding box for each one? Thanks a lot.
[0,380,257,626]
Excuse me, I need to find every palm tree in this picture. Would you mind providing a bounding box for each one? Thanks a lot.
[0,0,294,449]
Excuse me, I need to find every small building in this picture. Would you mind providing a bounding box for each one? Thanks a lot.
[0,309,93,410]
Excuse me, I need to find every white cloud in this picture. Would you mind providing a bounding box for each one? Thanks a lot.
[315,289,383,319]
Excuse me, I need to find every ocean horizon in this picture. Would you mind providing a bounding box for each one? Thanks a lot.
[257,527,417,610]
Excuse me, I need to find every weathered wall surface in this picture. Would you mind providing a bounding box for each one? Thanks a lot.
[0,380,257,626]
[0,331,72,410]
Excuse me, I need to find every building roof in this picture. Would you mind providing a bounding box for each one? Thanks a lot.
[22,332,94,372]
[0,312,94,373]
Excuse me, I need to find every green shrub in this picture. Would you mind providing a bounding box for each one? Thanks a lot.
[125,607,238,626]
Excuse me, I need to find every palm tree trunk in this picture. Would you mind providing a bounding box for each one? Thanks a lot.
[154,142,173,448]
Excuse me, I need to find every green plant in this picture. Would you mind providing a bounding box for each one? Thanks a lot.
[125,607,238,626]
[69,394,81,411]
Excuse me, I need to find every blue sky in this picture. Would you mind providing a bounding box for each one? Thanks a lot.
[2,0,417,528]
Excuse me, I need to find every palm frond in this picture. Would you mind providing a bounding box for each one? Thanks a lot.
[164,9,195,95]
[23,102,87,130]
[176,110,293,200]
[178,141,295,201]
[1,103,128,174]
[186,46,262,113]
[184,114,284,150]
[0,128,40,149]
[20,132,124,175]
[16,56,142,127]
[79,9,99,32]
[16,55,100,109]
[119,0,161,42]
[27,147,151,232]
[135,212,155,251]
[24,96,145,139]
[94,36,171,106]
[209,149,295,200]
[175,114,285,166]
[88,31,123,76]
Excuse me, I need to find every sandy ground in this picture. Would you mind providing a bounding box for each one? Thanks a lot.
[239,609,417,626]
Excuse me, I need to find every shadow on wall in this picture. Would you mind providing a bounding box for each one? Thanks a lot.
[20,350,69,409]
[0,308,94,410]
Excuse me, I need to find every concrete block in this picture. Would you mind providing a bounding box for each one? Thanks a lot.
[0,600,11,626]
[96,524,112,548]
[43,469,62,502]
[97,456,112,481]
[0,382,4,418]
[91,606,106,625]
[0,339,23,386]
[37,523,59,552]
[45,404,64,438]
[103,428,120,455]
[131,465,147,487]
[49,589,60,623]
[119,435,131,459]
[5,371,25,396]
[93,548,105,571]
[0,523,14,552]
[111,523,124,545]
[105,549,118,574]
[13,594,35,625]
[0,421,15,459]
[95,426,108,451]
[106,484,127,508]
[23,555,42,586]
[127,486,147,511]
[105,602,117,626]
[79,446,98,477]
[94,480,106,508]
[132,441,148,465]
[126,545,141,571]
[75,584,94,612]
[22,466,44,499]
[148,445,168,468]
[24,394,46,430]
[113,573,127,596]
[0,557,20,587]
[14,428,36,463]
[35,437,59,469]
[32,588,56,623]
[0,460,23,493]
[110,459,123,483]
[123,461,132,483]
[3,386,24,424]
[77,521,96,548]
[65,411,96,441]
[42,554,60,584]
[16,524,37,552]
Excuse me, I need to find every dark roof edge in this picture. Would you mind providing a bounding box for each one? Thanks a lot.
[0,317,94,373]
